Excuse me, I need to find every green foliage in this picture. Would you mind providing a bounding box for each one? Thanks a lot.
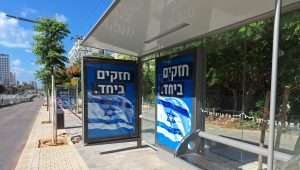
[0,85,6,94]
[143,60,155,102]
[142,10,300,117]
[33,18,70,87]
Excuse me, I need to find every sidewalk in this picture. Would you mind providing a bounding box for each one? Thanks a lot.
[15,105,195,170]
[15,106,88,170]
[63,110,195,170]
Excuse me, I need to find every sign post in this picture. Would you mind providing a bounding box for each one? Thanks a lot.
[82,57,140,144]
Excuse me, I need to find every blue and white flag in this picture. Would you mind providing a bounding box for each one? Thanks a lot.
[157,96,191,145]
[87,92,135,138]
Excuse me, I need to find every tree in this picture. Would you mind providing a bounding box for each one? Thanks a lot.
[33,18,70,75]
[0,85,6,94]
[35,67,51,119]
[33,18,70,144]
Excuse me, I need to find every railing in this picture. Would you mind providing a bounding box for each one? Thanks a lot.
[0,94,36,107]
[197,131,292,162]
[139,114,155,122]
[175,130,294,168]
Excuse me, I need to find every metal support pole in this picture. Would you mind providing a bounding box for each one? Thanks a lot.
[48,88,51,122]
[51,75,57,144]
[76,78,79,114]
[268,0,282,169]
[137,58,143,148]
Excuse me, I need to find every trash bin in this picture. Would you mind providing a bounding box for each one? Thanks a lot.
[57,108,64,129]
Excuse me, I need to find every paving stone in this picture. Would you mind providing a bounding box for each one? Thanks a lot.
[15,107,88,170]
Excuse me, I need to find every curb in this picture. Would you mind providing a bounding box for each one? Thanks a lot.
[66,130,89,170]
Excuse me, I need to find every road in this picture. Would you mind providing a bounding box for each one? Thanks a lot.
[0,98,43,170]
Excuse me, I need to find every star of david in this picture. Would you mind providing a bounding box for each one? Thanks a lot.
[166,110,176,125]
[104,107,116,117]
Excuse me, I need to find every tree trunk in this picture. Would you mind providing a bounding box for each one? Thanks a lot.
[275,86,290,149]
[257,91,270,170]
[47,88,51,122]
[46,88,49,111]
[51,75,57,144]
[231,89,238,113]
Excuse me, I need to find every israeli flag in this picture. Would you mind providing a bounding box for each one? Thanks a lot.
[157,96,191,143]
[87,92,135,133]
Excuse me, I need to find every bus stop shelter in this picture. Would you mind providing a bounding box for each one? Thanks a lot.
[81,0,300,169]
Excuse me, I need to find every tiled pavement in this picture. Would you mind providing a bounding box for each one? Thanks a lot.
[15,105,271,170]
[15,107,88,170]
[15,106,194,170]
[63,110,194,170]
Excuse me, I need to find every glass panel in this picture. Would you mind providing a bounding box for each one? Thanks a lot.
[180,138,267,170]
[274,4,300,170]
[203,18,274,145]
[141,59,156,145]
[202,5,278,167]
[141,118,155,145]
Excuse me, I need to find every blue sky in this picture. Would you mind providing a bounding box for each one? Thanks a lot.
[0,0,112,83]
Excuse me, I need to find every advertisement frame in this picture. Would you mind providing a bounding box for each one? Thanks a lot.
[155,48,205,153]
[56,86,76,110]
[82,56,141,144]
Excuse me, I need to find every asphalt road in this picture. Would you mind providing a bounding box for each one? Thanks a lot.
[0,98,43,170]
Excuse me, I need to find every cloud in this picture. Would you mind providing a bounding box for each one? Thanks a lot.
[25,48,32,53]
[11,60,38,82]
[12,66,35,81]
[54,13,67,23]
[0,12,33,49]
[20,8,37,17]
[12,59,21,67]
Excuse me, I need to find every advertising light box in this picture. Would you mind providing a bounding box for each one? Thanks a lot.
[56,87,76,109]
[82,57,139,144]
[156,49,199,152]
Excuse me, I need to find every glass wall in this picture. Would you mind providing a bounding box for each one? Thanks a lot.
[274,3,300,169]
[200,4,300,170]
[201,15,274,169]
[141,59,156,146]
[139,2,300,169]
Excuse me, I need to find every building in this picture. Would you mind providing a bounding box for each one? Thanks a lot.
[9,72,16,86]
[68,39,104,64]
[0,54,10,87]
[30,81,37,89]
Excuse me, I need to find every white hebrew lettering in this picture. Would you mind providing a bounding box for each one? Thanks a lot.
[118,72,123,80]
[106,85,114,94]
[97,70,105,79]
[163,68,168,79]
[97,84,105,94]
[124,72,130,81]
[111,71,118,82]
[118,85,125,94]
[171,66,177,81]
[177,84,183,96]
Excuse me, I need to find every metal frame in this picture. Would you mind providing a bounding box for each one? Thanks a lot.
[268,0,282,169]
[82,56,141,144]
[56,86,76,109]
[175,1,285,169]
[80,0,292,169]
[81,0,300,59]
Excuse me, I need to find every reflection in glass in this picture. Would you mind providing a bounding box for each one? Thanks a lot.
[203,7,300,170]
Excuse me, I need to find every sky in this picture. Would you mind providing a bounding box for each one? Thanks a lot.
[0,0,113,83]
